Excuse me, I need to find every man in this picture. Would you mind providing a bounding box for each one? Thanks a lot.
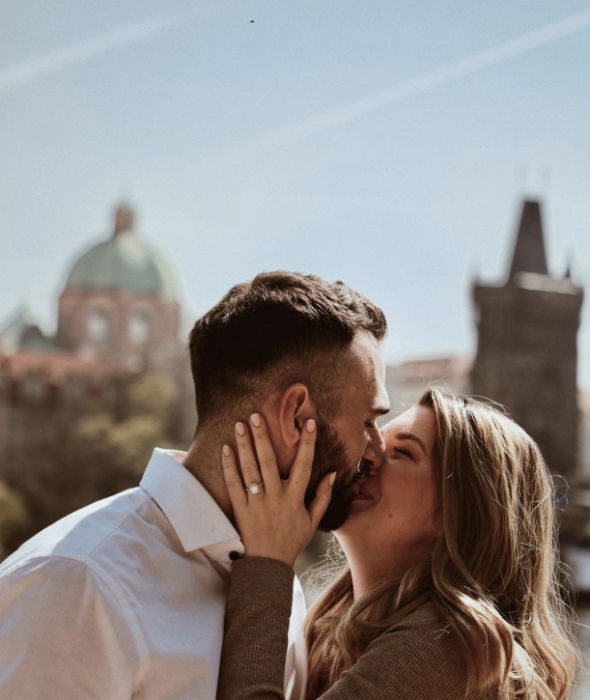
[0,271,390,699]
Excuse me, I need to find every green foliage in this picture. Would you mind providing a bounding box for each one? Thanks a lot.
[75,412,166,488]
[0,480,29,559]
[1,372,185,556]
[126,373,178,419]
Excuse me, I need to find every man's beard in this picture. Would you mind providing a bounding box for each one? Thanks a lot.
[304,418,358,532]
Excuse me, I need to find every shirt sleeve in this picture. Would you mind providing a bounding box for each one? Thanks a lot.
[0,556,142,699]
[217,558,476,700]
[284,575,308,700]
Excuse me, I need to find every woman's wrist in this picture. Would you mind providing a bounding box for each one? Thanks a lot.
[242,547,297,568]
[228,556,294,613]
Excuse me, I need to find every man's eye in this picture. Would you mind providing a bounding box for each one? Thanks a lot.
[364,422,375,430]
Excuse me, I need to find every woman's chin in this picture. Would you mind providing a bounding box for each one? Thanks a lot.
[348,496,375,513]
[335,498,373,534]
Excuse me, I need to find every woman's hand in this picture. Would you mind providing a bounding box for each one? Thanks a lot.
[221,413,336,568]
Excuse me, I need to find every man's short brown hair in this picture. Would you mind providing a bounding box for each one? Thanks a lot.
[188,271,386,424]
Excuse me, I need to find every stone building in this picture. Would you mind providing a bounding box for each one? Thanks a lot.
[57,202,181,375]
[472,199,584,480]
[385,356,472,416]
[0,203,197,474]
[0,202,185,406]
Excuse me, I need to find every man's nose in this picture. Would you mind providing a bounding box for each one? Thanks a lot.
[371,427,386,459]
[362,432,386,476]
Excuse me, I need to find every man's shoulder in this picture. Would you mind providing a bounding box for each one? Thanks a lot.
[0,487,152,577]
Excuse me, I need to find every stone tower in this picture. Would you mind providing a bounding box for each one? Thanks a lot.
[471,199,584,478]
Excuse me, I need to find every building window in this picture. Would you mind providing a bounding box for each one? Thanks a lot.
[22,372,45,402]
[129,311,151,345]
[86,309,110,343]
[63,376,84,403]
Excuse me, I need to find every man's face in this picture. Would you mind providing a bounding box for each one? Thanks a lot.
[306,332,390,531]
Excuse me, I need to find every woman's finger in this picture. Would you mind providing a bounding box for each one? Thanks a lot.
[288,418,317,496]
[221,444,248,511]
[234,422,263,492]
[249,413,281,495]
[308,471,336,531]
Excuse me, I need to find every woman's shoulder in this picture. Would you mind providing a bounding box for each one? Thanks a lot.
[382,600,452,640]
[362,601,495,699]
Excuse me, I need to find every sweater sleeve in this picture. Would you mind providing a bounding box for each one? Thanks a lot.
[217,556,295,700]
[217,558,489,700]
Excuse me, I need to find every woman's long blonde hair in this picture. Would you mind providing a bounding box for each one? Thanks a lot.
[305,387,578,698]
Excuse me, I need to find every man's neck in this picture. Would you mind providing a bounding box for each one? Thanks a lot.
[182,428,234,520]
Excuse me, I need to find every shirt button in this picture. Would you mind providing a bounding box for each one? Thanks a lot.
[229,550,241,561]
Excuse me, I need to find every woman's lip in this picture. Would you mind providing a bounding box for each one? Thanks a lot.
[351,491,373,502]
[351,478,378,502]
[349,495,374,510]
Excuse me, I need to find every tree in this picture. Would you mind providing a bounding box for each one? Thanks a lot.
[0,480,29,560]
[1,373,183,556]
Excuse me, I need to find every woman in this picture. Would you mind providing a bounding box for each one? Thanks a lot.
[217,388,577,699]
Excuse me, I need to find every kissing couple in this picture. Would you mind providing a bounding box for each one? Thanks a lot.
[0,271,577,698]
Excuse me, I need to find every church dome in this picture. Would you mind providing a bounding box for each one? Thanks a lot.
[63,203,177,300]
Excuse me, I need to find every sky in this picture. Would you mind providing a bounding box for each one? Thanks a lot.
[2,0,590,387]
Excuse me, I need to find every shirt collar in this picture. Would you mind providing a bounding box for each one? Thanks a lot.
[140,448,242,556]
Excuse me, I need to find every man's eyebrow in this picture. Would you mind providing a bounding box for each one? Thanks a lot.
[396,432,427,456]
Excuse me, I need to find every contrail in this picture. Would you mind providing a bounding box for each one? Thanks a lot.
[0,3,229,95]
[259,8,590,146]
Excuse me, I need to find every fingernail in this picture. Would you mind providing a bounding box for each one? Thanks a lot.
[222,445,231,457]
[235,422,246,436]
[306,419,316,432]
[250,413,262,428]
[329,472,336,486]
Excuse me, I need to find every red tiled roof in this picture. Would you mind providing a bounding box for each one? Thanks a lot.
[395,356,473,382]
[0,350,118,383]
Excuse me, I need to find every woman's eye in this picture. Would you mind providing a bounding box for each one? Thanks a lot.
[393,447,412,458]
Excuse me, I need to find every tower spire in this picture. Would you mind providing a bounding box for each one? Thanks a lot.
[508,199,548,280]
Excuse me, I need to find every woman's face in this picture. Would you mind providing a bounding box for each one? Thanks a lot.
[336,404,440,570]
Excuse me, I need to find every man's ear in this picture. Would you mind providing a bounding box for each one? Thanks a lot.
[277,383,317,447]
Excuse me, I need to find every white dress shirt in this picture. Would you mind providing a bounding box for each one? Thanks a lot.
[0,448,308,699]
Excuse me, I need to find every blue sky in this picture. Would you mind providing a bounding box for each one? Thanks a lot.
[2,0,590,387]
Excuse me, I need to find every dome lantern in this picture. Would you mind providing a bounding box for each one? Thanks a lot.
[113,202,135,237]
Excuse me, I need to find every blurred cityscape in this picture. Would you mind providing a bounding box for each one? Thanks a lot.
[0,196,589,689]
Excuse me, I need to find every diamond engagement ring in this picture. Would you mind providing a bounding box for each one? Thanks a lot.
[246,482,264,495]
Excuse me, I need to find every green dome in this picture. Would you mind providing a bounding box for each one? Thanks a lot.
[64,210,177,300]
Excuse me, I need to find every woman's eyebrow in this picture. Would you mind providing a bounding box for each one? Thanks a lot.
[395,432,427,456]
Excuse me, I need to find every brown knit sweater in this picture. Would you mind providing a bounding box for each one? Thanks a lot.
[217,557,497,699]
